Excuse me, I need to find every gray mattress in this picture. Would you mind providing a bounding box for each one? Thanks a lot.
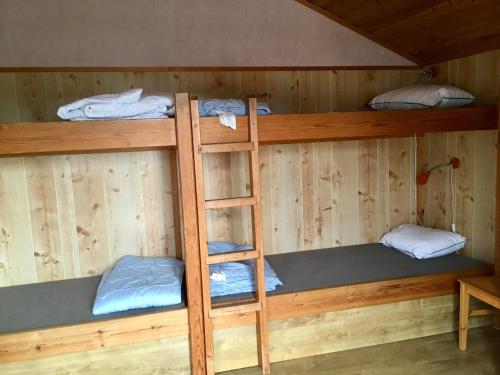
[0,243,487,334]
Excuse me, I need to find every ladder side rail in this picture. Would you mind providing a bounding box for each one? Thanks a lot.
[190,99,216,375]
[248,98,271,374]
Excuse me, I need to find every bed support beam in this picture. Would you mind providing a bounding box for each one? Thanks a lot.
[496,102,500,276]
[495,102,500,328]
[174,93,207,374]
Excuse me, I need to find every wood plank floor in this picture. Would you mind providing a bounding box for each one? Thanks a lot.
[221,326,500,375]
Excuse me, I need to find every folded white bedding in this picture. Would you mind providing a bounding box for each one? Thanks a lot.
[57,89,174,121]
[199,99,271,129]
[83,95,174,119]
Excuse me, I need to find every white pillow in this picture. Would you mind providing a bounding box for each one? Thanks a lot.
[379,224,466,259]
[369,85,475,110]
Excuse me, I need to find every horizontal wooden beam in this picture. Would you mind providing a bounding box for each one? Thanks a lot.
[0,66,420,73]
[206,250,258,265]
[0,119,176,156]
[0,107,496,157]
[209,302,261,318]
[0,264,492,363]
[204,196,257,210]
[212,264,494,329]
[0,309,188,363]
[200,106,498,145]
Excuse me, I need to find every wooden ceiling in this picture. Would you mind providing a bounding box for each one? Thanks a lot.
[297,0,500,65]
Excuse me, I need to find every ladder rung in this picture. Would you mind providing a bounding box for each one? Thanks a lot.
[204,196,256,209]
[207,250,257,264]
[211,296,255,309]
[209,302,261,318]
[200,142,254,154]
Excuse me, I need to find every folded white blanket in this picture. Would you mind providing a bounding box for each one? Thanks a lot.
[57,89,174,121]
[83,95,174,119]
[57,89,142,120]
[66,112,171,122]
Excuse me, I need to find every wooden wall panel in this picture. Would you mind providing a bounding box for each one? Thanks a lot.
[421,49,500,263]
[0,51,498,285]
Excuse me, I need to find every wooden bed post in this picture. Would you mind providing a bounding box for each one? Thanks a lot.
[496,103,500,275]
[174,93,207,374]
[496,103,500,276]
[169,149,183,260]
[495,103,500,328]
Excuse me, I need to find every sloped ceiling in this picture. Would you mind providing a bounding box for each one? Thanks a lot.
[297,0,500,65]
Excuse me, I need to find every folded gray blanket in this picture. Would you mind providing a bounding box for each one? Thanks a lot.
[199,99,272,116]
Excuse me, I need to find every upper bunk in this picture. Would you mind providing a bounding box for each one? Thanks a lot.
[0,104,497,157]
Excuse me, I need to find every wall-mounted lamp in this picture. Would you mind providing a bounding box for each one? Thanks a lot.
[417,157,460,185]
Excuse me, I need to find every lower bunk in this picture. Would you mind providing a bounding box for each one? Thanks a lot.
[0,244,493,369]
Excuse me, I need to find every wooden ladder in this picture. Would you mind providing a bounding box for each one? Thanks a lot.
[189,98,270,375]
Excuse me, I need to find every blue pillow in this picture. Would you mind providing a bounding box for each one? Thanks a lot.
[92,255,184,315]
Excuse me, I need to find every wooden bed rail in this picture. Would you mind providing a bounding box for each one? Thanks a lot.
[200,106,498,144]
[0,106,496,157]
[0,118,177,156]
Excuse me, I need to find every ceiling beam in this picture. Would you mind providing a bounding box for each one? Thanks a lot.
[295,0,425,65]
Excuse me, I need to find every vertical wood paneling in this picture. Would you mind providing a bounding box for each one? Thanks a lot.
[443,133,457,232]
[424,49,500,261]
[0,52,498,285]
[388,138,412,229]
[376,139,391,236]
[313,142,333,248]
[0,158,37,285]
[0,74,20,122]
[70,155,110,277]
[52,155,81,278]
[259,145,273,253]
[268,71,303,253]
[270,144,303,253]
[358,140,378,243]
[456,132,476,257]
[472,132,496,263]
[138,151,174,258]
[24,157,65,282]
[104,152,146,260]
[15,73,48,122]
[425,134,448,229]
[332,141,359,246]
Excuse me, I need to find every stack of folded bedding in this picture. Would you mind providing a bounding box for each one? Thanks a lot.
[199,99,272,117]
[198,99,272,129]
[208,241,283,297]
[57,89,174,121]
[92,255,184,315]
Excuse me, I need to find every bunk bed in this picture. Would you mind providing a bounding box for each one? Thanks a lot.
[0,94,497,373]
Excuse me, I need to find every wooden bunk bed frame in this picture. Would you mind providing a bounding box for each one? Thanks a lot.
[0,93,497,374]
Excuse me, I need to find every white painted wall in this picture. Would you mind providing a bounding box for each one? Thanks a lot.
[0,0,414,67]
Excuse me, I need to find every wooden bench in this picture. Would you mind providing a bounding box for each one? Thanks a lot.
[458,276,500,350]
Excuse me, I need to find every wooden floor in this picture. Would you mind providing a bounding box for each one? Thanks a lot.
[222,326,500,375]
